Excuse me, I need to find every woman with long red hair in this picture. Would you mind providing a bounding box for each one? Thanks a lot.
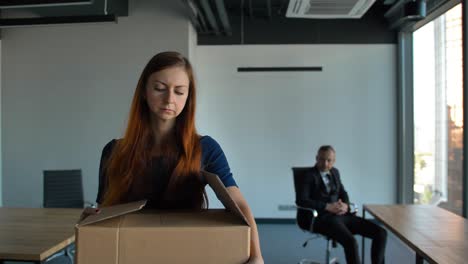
[87,51,263,263]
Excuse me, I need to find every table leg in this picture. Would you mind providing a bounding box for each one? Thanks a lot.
[362,207,366,264]
[416,253,424,264]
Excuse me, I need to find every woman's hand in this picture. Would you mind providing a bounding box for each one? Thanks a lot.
[79,207,101,222]
[245,256,264,264]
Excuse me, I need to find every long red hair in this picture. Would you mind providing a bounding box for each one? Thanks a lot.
[101,51,205,208]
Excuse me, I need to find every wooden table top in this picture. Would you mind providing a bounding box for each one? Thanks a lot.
[0,207,82,261]
[364,204,468,264]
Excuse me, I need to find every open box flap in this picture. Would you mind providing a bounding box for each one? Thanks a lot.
[77,200,147,227]
[202,170,249,226]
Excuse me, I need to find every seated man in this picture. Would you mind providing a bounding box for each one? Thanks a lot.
[296,145,387,264]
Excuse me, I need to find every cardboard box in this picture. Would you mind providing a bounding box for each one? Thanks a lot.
[75,171,251,264]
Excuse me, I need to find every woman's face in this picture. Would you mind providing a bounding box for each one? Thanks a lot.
[145,66,190,122]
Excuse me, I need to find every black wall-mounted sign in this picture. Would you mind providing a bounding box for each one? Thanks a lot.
[237,67,323,72]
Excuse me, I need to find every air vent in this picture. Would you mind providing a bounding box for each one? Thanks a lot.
[286,0,377,19]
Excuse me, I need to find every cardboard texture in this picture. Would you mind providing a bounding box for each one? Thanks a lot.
[75,171,251,264]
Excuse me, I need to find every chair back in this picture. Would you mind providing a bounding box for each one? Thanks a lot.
[43,169,84,208]
[293,167,317,230]
[292,166,313,200]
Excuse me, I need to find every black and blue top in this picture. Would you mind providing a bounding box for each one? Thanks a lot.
[96,136,237,208]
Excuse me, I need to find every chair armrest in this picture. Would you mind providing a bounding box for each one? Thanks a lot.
[349,202,358,214]
[295,205,318,218]
[295,205,319,232]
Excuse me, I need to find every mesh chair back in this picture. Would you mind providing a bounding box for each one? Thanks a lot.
[43,169,84,208]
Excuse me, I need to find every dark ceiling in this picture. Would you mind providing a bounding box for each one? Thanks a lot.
[190,0,398,45]
[0,0,430,44]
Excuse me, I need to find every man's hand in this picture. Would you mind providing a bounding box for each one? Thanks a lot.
[326,199,348,215]
[325,202,341,214]
[336,199,348,215]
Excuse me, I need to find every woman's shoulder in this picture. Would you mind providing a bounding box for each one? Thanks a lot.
[199,135,225,161]
[200,135,217,145]
[102,138,121,155]
[199,135,222,152]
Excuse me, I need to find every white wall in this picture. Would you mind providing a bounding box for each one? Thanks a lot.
[195,45,397,218]
[1,2,397,216]
[1,0,192,207]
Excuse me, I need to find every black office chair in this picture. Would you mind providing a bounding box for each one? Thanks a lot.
[292,167,340,264]
[43,169,84,208]
[43,169,88,264]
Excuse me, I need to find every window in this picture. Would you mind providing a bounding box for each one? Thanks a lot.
[413,4,463,215]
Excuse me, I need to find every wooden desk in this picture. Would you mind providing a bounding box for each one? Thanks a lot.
[363,204,468,264]
[0,207,82,263]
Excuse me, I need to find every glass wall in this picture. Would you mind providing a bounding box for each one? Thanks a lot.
[413,4,463,215]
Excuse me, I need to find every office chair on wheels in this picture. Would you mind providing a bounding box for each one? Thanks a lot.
[292,167,358,264]
[293,167,339,264]
[43,169,90,264]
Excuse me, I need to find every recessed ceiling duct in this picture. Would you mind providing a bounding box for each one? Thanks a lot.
[286,0,377,19]
[0,0,127,27]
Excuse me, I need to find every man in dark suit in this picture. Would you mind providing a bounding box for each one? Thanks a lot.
[296,145,387,264]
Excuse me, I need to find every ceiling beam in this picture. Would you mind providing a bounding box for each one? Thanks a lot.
[215,0,232,35]
[200,0,220,35]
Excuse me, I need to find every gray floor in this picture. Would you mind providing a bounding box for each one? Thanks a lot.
[258,222,416,264]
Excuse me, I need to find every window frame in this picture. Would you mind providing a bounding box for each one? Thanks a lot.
[397,0,467,217]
